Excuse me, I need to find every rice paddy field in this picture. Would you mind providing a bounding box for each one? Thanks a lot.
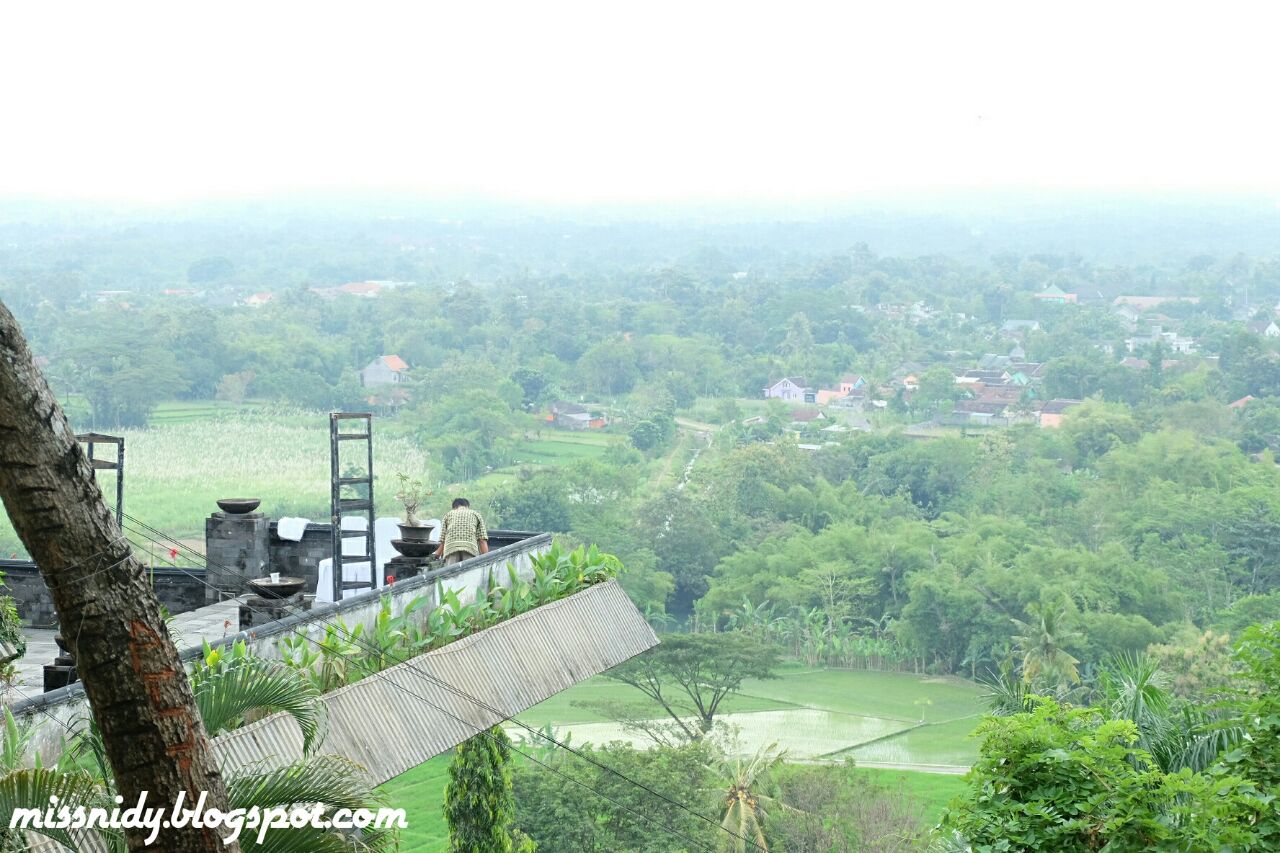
[380,667,980,851]
[0,405,630,557]
[516,665,985,766]
[0,407,434,556]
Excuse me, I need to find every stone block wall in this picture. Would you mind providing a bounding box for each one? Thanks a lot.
[205,512,270,603]
[2,559,207,627]
[267,522,332,592]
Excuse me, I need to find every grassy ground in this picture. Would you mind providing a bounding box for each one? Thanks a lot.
[379,754,969,852]
[380,754,450,852]
[0,408,432,556]
[517,665,984,765]
[469,428,617,491]
[0,407,634,556]
[854,767,966,822]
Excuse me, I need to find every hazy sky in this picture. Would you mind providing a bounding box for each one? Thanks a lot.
[2,1,1278,203]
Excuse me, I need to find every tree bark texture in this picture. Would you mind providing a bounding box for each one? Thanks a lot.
[0,299,238,852]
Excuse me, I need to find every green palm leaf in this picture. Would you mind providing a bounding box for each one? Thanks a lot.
[0,767,122,852]
[226,755,393,852]
[193,656,326,754]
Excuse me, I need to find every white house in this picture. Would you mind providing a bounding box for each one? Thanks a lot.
[763,377,814,402]
[1248,319,1280,338]
[360,355,410,387]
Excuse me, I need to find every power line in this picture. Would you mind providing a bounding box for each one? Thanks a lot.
[115,514,734,852]
[11,520,721,853]
[120,513,747,850]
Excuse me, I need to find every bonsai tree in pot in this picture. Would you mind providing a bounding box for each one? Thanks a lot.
[395,473,435,541]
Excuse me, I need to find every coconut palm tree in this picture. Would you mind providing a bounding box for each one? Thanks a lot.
[1010,599,1083,687]
[1097,652,1242,774]
[707,742,790,853]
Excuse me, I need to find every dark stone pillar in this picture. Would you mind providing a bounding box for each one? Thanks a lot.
[204,512,269,602]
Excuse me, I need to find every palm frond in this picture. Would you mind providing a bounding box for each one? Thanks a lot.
[0,767,120,852]
[227,755,392,853]
[193,657,326,754]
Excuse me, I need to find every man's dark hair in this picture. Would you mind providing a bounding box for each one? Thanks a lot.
[452,497,470,509]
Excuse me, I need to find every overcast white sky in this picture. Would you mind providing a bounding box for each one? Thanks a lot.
[1,1,1277,203]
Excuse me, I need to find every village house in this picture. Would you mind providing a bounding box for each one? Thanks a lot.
[1112,304,1142,328]
[1229,395,1257,410]
[243,292,274,308]
[1038,399,1083,428]
[1000,319,1042,338]
[1124,325,1197,354]
[1034,284,1078,304]
[790,408,826,425]
[359,355,410,387]
[958,369,1010,386]
[1113,295,1201,310]
[815,374,867,405]
[1247,318,1280,338]
[1120,356,1182,371]
[310,281,400,300]
[548,402,607,430]
[763,377,816,403]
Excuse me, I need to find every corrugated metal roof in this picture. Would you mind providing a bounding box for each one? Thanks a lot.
[210,579,657,784]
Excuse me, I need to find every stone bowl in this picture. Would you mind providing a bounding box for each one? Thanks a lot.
[391,538,437,559]
[217,498,261,514]
[248,576,305,599]
[397,523,435,542]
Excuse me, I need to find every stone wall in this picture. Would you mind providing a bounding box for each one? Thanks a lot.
[2,559,207,628]
[11,532,554,763]
[205,512,270,602]
[267,521,331,593]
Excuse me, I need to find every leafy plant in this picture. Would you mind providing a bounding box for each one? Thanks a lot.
[394,472,433,526]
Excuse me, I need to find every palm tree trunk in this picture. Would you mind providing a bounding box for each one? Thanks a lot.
[0,300,237,852]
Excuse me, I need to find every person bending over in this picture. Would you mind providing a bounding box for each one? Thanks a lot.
[434,497,489,565]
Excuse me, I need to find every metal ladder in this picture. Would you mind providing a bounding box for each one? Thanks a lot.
[329,412,376,601]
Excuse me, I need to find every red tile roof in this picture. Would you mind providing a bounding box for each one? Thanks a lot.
[381,355,409,372]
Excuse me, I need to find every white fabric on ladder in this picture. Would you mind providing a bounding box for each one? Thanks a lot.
[315,516,400,603]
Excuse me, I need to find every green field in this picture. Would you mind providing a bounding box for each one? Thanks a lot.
[469,429,616,490]
[380,758,967,853]
[0,407,632,557]
[518,666,984,764]
[380,667,982,851]
[381,755,451,852]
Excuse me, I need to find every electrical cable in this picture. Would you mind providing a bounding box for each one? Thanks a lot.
[117,511,764,852]
[115,516,731,852]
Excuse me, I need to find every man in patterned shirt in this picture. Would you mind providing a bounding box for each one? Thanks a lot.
[434,497,489,565]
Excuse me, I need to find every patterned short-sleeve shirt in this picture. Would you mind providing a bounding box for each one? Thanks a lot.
[439,506,488,557]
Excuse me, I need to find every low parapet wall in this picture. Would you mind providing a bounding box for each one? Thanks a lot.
[10,533,553,764]
[2,559,208,627]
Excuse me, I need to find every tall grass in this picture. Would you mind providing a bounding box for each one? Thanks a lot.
[0,411,434,555]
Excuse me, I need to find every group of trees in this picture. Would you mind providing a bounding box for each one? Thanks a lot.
[14,213,1280,434]
[941,623,1280,850]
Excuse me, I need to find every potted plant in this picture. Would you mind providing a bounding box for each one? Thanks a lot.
[395,473,435,542]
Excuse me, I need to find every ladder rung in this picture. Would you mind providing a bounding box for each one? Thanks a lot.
[90,459,119,470]
[331,413,372,420]
[339,499,372,511]
[341,530,370,539]
[341,554,373,562]
[336,433,370,441]
[338,476,371,485]
[341,580,374,590]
